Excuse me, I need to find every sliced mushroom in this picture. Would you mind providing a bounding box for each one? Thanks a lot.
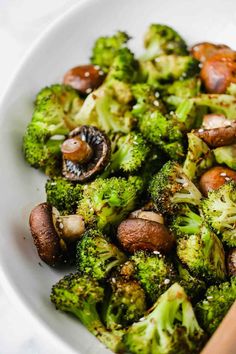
[117,218,174,254]
[191,42,231,63]
[199,166,236,196]
[227,248,236,276]
[202,114,233,129]
[29,203,85,266]
[194,121,236,148]
[62,125,111,182]
[29,203,64,266]
[63,64,105,95]
[200,50,236,93]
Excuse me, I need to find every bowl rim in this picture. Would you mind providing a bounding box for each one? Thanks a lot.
[0,1,99,352]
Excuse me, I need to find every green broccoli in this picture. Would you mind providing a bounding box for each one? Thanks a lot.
[103,132,150,174]
[164,77,201,108]
[195,277,236,335]
[177,262,206,302]
[23,84,83,176]
[201,182,236,247]
[142,24,188,60]
[183,133,215,181]
[76,229,126,282]
[214,144,236,170]
[76,176,144,232]
[74,84,134,134]
[123,282,206,354]
[45,177,83,214]
[90,31,130,72]
[102,277,147,330]
[50,273,123,352]
[132,84,185,160]
[140,55,200,85]
[149,161,202,215]
[131,251,177,304]
[173,205,226,282]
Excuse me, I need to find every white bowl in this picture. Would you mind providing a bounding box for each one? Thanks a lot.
[0,0,236,352]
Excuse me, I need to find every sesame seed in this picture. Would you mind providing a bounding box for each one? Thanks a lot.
[59,223,64,229]
[98,70,104,76]
[155,92,160,98]
[153,100,159,107]
[220,172,227,177]
[198,128,204,133]
[94,65,100,70]
[207,296,213,300]
[225,177,231,181]
[164,279,170,285]
[85,88,92,94]
[84,71,90,77]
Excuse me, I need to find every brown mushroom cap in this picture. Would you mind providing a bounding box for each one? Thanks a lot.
[29,203,63,266]
[194,121,236,148]
[62,125,111,182]
[199,166,236,196]
[227,248,236,276]
[191,42,231,63]
[117,218,175,254]
[63,64,105,95]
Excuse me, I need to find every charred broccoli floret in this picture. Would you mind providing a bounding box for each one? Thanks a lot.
[183,133,214,181]
[140,55,200,86]
[131,251,177,304]
[90,31,130,72]
[132,84,185,160]
[177,262,206,302]
[76,176,143,231]
[45,177,83,214]
[173,205,226,282]
[214,144,236,170]
[201,182,236,247]
[123,283,206,354]
[76,229,126,282]
[195,277,236,335]
[74,84,134,134]
[149,161,202,214]
[102,277,147,330]
[50,273,123,352]
[23,84,83,176]
[142,24,188,60]
[104,132,150,174]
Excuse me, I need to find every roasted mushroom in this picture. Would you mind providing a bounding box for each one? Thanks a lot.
[199,166,236,196]
[129,209,164,224]
[200,50,236,93]
[117,218,174,254]
[63,64,105,95]
[191,42,231,63]
[227,248,236,276]
[194,121,236,148]
[62,125,111,182]
[202,114,233,129]
[29,203,85,266]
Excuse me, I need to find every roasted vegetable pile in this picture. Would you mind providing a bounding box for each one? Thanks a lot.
[23,24,236,353]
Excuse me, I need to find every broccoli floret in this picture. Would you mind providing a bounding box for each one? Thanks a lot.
[131,251,177,304]
[142,24,188,60]
[106,47,138,84]
[183,133,215,181]
[74,85,134,134]
[45,177,83,214]
[104,132,150,174]
[201,182,236,247]
[195,277,236,335]
[76,176,143,232]
[140,55,200,85]
[23,84,83,176]
[174,205,226,282]
[76,229,126,282]
[123,282,206,354]
[90,31,130,72]
[149,161,202,214]
[132,84,185,160]
[164,77,201,108]
[177,262,206,302]
[50,273,123,352]
[214,144,236,170]
[102,277,147,330]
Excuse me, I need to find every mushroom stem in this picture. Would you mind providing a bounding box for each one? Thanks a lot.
[61,136,93,163]
[130,209,164,224]
[52,207,85,242]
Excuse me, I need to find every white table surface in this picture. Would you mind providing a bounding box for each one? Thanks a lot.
[0,1,80,353]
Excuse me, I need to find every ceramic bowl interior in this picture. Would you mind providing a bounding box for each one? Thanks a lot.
[0,0,236,352]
